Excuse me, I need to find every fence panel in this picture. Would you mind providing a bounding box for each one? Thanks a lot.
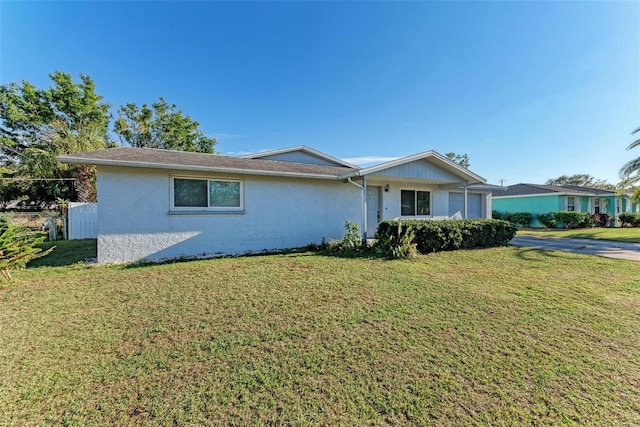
[68,202,97,239]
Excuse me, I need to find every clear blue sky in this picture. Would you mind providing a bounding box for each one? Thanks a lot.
[1,1,638,186]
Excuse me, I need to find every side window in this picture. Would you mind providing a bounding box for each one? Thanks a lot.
[172,177,243,211]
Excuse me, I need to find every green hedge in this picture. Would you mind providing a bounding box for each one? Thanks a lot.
[377,219,516,253]
[619,212,640,227]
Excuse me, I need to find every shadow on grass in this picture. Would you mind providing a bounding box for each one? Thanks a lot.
[122,245,324,269]
[512,246,569,262]
[27,239,97,268]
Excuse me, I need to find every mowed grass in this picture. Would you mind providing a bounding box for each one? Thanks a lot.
[518,227,640,243]
[2,248,640,425]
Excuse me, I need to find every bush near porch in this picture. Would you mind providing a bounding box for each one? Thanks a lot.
[377,219,516,253]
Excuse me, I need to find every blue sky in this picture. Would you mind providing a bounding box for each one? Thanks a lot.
[1,1,638,186]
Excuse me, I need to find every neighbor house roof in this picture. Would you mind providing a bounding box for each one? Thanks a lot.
[57,147,358,180]
[494,183,616,198]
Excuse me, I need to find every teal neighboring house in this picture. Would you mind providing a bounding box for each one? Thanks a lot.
[492,183,639,227]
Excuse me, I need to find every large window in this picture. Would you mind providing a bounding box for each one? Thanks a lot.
[566,196,575,211]
[172,177,243,211]
[593,198,600,214]
[401,190,430,216]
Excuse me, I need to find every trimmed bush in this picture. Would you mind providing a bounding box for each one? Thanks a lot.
[502,212,533,227]
[553,211,592,229]
[536,212,557,228]
[377,219,516,254]
[619,212,640,227]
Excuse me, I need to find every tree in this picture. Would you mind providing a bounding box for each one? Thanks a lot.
[619,127,640,203]
[0,72,111,203]
[445,152,470,169]
[114,98,216,153]
[545,174,614,190]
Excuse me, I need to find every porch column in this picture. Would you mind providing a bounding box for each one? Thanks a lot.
[464,185,468,219]
[362,175,368,242]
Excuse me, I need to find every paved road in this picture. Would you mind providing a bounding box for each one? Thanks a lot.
[510,236,640,262]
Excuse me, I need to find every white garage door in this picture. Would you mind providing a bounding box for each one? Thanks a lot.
[448,193,483,219]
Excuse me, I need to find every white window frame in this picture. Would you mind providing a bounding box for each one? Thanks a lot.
[400,189,432,217]
[566,196,576,211]
[593,198,600,214]
[170,176,244,213]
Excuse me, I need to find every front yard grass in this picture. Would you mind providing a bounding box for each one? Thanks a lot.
[2,247,640,425]
[518,227,640,243]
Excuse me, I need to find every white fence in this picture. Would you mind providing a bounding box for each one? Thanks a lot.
[68,202,97,239]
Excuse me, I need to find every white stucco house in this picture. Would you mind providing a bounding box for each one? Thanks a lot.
[58,146,498,263]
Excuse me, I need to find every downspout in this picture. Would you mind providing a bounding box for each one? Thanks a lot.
[347,177,366,242]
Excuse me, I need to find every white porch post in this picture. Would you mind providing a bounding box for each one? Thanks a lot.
[464,185,468,219]
[362,175,368,242]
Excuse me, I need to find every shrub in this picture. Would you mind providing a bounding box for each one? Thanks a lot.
[591,213,613,228]
[619,212,640,227]
[325,220,363,255]
[503,212,533,227]
[374,220,418,259]
[536,212,557,228]
[0,216,54,280]
[377,219,516,254]
[492,210,502,220]
[553,211,592,229]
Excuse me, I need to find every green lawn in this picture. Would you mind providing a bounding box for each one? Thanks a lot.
[2,247,640,425]
[518,227,640,243]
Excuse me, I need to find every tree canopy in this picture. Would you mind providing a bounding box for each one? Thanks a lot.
[0,72,217,207]
[0,72,111,204]
[545,174,614,190]
[445,152,470,169]
[113,98,216,153]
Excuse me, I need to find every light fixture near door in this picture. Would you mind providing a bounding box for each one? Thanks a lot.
[384,184,390,192]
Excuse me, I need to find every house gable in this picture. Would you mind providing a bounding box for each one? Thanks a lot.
[342,150,487,184]
[367,158,462,183]
[241,146,356,168]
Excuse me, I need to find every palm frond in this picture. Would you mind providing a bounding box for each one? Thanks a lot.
[619,158,640,178]
[632,126,640,135]
[627,138,640,151]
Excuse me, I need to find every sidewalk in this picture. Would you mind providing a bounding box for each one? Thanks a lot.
[510,236,640,262]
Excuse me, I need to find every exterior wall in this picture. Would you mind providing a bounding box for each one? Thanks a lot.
[493,195,561,227]
[375,183,490,222]
[96,166,360,263]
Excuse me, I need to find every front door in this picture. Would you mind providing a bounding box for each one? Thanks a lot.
[366,187,380,237]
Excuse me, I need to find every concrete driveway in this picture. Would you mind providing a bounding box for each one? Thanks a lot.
[510,236,640,262]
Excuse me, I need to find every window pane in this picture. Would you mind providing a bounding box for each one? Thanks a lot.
[401,190,415,216]
[417,191,430,215]
[174,178,207,207]
[209,180,240,207]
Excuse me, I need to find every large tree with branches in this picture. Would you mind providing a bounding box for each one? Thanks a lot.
[0,72,111,204]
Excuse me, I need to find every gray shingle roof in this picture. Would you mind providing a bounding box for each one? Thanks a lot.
[495,183,615,197]
[57,147,358,179]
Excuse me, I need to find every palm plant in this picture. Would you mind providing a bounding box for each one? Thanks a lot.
[620,127,640,203]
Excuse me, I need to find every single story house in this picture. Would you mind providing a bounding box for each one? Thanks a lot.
[58,146,498,263]
[492,183,639,227]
